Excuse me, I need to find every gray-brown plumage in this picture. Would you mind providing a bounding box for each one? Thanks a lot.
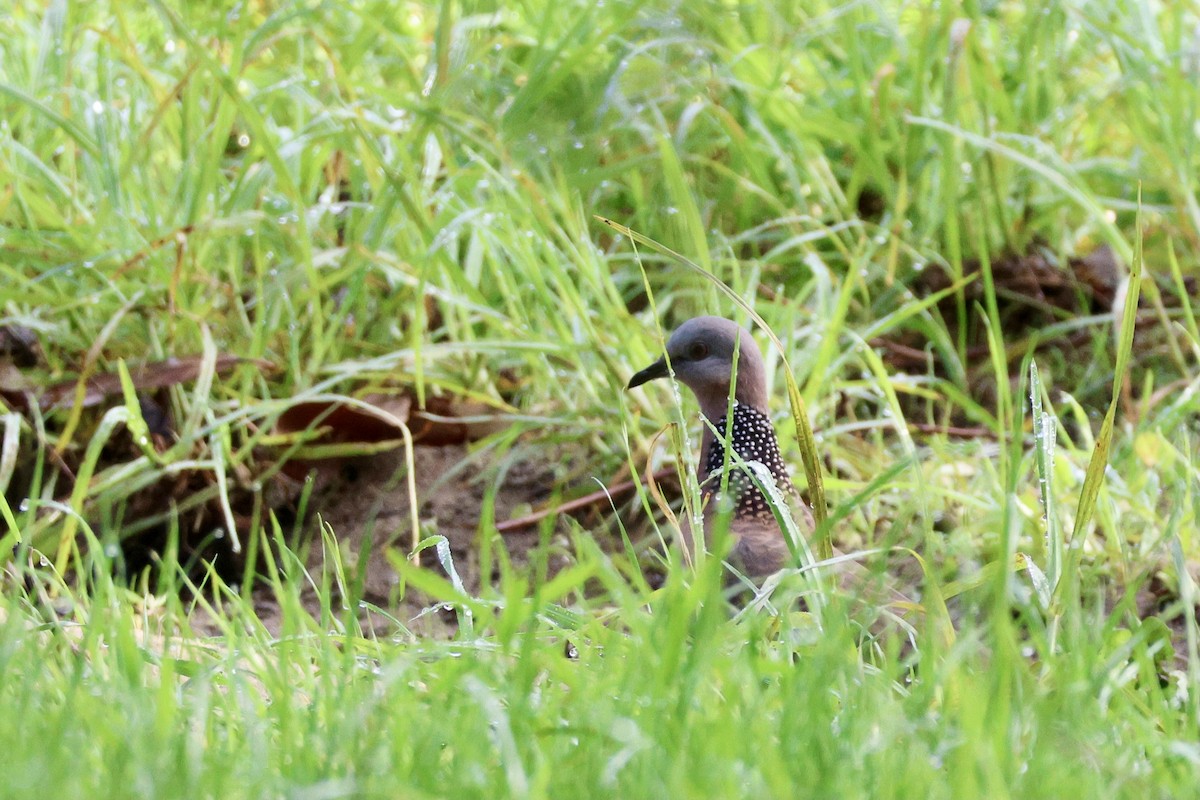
[627,316,814,579]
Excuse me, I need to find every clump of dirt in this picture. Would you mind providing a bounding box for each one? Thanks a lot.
[867,244,1199,426]
[919,245,1122,325]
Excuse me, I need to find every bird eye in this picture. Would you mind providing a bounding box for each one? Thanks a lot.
[688,341,709,360]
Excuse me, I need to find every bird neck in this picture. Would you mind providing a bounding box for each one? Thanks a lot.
[699,403,796,515]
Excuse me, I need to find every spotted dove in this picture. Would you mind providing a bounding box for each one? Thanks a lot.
[627,316,815,579]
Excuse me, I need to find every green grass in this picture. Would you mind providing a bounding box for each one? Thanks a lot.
[2,0,1200,796]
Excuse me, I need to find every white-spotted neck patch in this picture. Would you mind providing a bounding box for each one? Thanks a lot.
[701,404,800,520]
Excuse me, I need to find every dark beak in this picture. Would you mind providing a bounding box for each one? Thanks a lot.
[627,356,669,389]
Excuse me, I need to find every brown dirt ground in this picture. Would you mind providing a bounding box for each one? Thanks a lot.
[237,440,631,638]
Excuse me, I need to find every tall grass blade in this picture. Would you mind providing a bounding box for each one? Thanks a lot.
[1054,193,1144,612]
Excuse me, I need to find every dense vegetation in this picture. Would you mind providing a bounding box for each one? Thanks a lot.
[1,1,1198,796]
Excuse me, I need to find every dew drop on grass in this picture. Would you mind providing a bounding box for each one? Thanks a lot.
[18,499,29,512]
[164,39,176,54]
[104,543,120,558]
[91,100,104,114]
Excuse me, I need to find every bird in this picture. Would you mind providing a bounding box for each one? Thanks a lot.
[627,316,815,581]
